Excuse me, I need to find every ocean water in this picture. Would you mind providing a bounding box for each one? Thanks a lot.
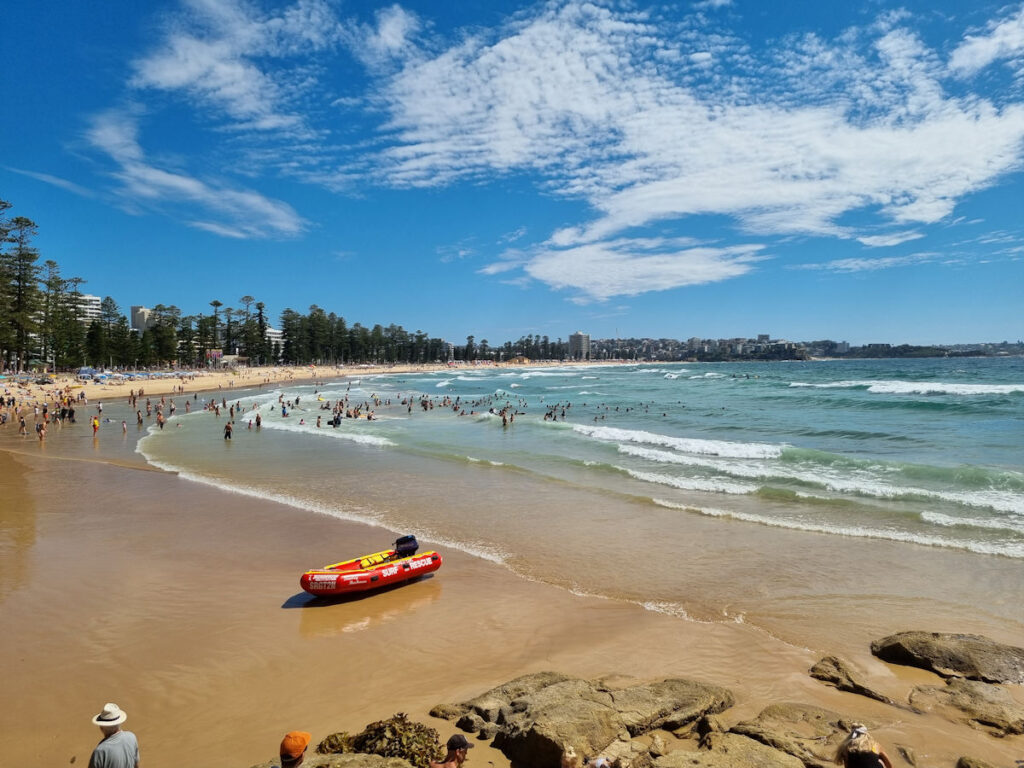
[137,357,1024,648]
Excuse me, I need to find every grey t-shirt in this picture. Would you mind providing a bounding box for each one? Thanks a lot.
[89,730,139,768]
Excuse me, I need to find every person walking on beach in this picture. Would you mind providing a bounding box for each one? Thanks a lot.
[88,702,139,768]
[833,724,893,768]
[278,731,311,768]
[430,734,474,768]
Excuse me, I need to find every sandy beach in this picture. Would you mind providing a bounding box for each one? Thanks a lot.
[1,365,1022,768]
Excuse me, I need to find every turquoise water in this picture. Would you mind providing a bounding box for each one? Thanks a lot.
[135,357,1024,643]
[145,358,1023,556]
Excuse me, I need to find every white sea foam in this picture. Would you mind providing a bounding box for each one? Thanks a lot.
[616,444,1024,514]
[258,418,395,446]
[689,372,726,379]
[790,380,1024,395]
[868,381,1024,395]
[575,423,783,459]
[664,373,679,379]
[435,379,453,388]
[621,467,755,495]
[921,511,1024,534]
[651,500,1024,558]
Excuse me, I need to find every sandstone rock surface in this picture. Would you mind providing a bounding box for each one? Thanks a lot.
[431,672,734,768]
[909,678,1024,735]
[870,632,1024,683]
[809,656,903,708]
[653,733,803,768]
[729,703,849,768]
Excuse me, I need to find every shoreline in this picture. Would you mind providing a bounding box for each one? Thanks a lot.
[1,364,1022,767]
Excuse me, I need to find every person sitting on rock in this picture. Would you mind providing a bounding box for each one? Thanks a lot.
[833,724,893,768]
[430,733,474,768]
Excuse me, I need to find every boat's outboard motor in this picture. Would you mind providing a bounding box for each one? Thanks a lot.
[394,535,419,558]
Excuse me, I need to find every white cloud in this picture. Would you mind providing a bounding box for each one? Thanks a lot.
[856,230,924,247]
[348,4,421,67]
[6,167,94,198]
[88,1,1024,297]
[86,109,305,238]
[490,237,765,301]
[949,5,1024,75]
[130,0,342,133]
[368,1,1024,253]
[794,252,937,273]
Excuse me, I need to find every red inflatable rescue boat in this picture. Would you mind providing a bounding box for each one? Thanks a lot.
[300,535,441,596]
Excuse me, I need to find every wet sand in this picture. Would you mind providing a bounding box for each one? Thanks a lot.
[1,442,1022,767]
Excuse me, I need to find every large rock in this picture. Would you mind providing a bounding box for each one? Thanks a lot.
[610,679,737,736]
[729,703,849,768]
[492,678,626,767]
[909,678,1024,736]
[432,673,734,768]
[653,733,803,768]
[429,671,574,723]
[809,656,904,708]
[251,755,413,768]
[956,758,999,768]
[871,632,1024,684]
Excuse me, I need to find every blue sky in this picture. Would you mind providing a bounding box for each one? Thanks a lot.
[2,0,1023,345]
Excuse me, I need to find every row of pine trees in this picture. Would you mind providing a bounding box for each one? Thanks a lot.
[1,200,573,371]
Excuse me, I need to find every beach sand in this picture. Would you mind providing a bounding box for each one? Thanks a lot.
[1,370,1022,767]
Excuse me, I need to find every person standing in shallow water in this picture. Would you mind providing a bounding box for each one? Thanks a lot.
[833,724,893,768]
[88,702,139,768]
[224,421,233,440]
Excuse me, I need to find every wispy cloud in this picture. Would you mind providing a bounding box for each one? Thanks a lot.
[6,167,94,198]
[86,0,1024,293]
[488,237,765,301]
[129,0,343,133]
[793,252,938,273]
[857,230,924,247]
[949,4,1024,76]
[86,109,305,238]
[356,2,1024,294]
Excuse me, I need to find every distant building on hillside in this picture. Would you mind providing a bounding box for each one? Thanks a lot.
[130,305,155,333]
[75,294,102,326]
[265,326,283,360]
[569,331,590,361]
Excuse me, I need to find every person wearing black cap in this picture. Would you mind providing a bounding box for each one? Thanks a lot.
[429,733,474,768]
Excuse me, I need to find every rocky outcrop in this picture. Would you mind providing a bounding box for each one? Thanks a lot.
[431,673,733,768]
[956,757,999,768]
[653,733,804,768]
[870,632,1024,684]
[429,671,574,724]
[251,755,413,768]
[809,656,905,708]
[909,678,1024,736]
[729,703,850,768]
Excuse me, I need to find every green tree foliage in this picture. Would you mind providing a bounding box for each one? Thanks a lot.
[0,209,43,370]
[0,198,478,372]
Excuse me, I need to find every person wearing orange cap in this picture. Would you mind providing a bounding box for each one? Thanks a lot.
[279,731,312,768]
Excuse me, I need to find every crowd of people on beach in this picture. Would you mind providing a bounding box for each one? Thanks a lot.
[84,701,895,768]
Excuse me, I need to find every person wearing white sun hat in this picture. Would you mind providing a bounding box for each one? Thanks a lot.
[89,703,140,768]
